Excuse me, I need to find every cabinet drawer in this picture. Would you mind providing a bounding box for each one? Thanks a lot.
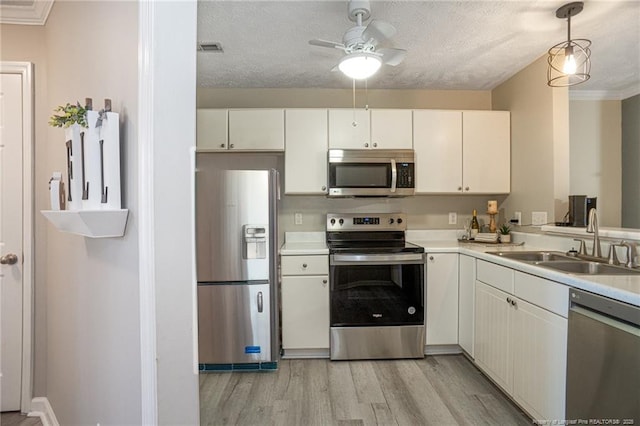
[476,260,514,294]
[281,255,328,276]
[514,272,569,318]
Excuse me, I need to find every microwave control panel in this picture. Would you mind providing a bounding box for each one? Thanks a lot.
[396,163,414,188]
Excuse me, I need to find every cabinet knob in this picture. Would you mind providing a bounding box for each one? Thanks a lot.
[465,186,470,191]
[373,143,377,148]
[322,279,327,284]
[229,143,234,149]
[321,186,326,191]
[429,256,434,261]
[458,186,463,191]
[220,143,225,148]
[302,263,308,268]
[506,297,512,304]
[511,299,517,307]
[364,143,369,148]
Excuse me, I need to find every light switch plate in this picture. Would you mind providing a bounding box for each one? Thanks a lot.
[514,211,522,226]
[448,212,457,225]
[294,213,303,225]
[532,211,547,226]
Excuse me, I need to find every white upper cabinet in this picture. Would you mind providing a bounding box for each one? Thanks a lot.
[462,110,510,193]
[370,109,413,149]
[328,109,371,149]
[196,109,228,151]
[414,109,510,194]
[414,110,463,193]
[285,109,328,194]
[228,109,285,151]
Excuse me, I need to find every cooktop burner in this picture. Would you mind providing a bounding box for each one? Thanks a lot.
[326,213,424,254]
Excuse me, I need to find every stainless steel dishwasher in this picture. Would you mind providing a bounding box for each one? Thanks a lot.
[566,288,640,423]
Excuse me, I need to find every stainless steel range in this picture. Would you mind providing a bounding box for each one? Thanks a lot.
[327,213,425,360]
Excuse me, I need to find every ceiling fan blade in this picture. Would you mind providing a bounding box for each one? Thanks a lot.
[378,48,407,66]
[309,39,345,50]
[362,20,397,44]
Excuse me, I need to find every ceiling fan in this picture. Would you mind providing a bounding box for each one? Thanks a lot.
[309,0,407,80]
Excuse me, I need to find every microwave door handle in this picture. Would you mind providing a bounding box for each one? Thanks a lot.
[390,159,397,193]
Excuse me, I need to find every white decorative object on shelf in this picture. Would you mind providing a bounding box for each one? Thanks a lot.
[45,98,126,238]
[41,209,129,238]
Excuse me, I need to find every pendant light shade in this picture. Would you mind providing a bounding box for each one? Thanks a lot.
[338,52,382,80]
[547,2,591,87]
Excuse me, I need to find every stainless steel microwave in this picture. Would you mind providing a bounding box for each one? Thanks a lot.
[327,149,415,197]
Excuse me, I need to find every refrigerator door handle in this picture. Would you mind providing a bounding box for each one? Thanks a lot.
[257,291,264,313]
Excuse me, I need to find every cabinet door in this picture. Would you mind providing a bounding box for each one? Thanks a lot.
[228,109,285,151]
[474,280,513,393]
[462,111,510,193]
[196,109,228,150]
[285,109,328,194]
[512,298,567,421]
[281,276,330,350]
[328,109,371,149]
[413,110,463,193]
[370,109,413,149]
[458,254,475,357]
[426,253,459,345]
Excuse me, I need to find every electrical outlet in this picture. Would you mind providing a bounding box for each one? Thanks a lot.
[514,211,522,226]
[532,211,548,226]
[294,213,303,225]
[448,212,457,225]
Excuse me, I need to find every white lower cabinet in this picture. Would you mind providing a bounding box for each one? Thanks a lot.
[474,265,568,421]
[426,253,459,345]
[280,254,329,355]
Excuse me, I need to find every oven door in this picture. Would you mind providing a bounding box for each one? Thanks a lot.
[329,253,425,327]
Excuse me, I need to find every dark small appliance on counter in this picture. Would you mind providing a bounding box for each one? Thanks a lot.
[567,195,597,227]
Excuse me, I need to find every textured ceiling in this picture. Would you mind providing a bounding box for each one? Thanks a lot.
[197,1,640,96]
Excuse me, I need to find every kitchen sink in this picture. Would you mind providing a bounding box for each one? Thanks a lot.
[535,261,640,275]
[488,251,577,262]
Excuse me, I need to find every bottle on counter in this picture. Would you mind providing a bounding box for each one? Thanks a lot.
[470,209,480,239]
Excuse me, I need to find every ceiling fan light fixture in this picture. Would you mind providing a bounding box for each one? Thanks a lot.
[338,53,382,80]
[547,2,591,87]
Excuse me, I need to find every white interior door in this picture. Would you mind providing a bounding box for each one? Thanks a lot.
[0,72,24,412]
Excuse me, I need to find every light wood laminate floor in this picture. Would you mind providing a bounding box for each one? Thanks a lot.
[199,355,531,426]
[0,412,42,426]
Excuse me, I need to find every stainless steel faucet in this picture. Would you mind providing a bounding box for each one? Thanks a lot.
[586,208,602,258]
[620,241,638,268]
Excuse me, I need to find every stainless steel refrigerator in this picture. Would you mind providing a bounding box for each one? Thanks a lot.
[196,168,279,367]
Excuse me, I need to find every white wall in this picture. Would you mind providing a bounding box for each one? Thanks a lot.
[569,100,622,227]
[1,1,143,424]
[147,2,200,424]
[492,55,570,225]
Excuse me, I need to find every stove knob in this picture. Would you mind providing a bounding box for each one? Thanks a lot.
[389,218,395,224]
[397,218,403,224]
[330,218,336,226]
[339,219,344,225]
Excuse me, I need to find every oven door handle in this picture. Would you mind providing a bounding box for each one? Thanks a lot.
[331,253,424,265]
[390,159,397,193]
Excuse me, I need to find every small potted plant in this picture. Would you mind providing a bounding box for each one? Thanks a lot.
[49,102,88,128]
[499,223,512,243]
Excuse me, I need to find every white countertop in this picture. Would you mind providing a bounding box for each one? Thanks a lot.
[280,231,640,306]
[280,232,329,255]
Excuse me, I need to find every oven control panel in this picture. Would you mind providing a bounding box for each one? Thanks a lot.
[327,213,407,231]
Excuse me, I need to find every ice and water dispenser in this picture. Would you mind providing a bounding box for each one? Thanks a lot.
[242,225,267,259]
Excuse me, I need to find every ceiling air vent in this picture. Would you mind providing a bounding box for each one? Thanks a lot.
[198,42,223,53]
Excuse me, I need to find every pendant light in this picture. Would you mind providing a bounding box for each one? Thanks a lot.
[547,2,591,87]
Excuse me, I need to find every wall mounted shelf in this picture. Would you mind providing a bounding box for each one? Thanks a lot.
[41,209,129,238]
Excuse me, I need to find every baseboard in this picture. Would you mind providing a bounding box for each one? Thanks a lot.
[28,397,60,426]
[424,344,463,355]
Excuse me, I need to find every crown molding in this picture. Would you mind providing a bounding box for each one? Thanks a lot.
[0,0,53,25]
